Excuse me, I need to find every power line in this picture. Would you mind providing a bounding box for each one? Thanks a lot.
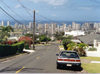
[36,13,55,22]
[0,6,23,24]
[16,0,56,22]
[0,0,27,21]
[17,0,33,18]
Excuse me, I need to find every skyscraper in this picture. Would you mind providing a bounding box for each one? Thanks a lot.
[72,22,80,30]
[7,21,10,26]
[1,21,4,26]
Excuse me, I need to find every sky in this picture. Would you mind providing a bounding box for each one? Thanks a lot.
[0,0,100,22]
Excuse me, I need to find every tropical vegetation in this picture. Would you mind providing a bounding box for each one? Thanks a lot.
[0,41,24,57]
[0,26,14,42]
[88,47,97,51]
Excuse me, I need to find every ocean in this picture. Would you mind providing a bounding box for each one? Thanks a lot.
[0,20,100,26]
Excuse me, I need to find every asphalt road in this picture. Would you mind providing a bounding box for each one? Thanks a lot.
[0,43,83,73]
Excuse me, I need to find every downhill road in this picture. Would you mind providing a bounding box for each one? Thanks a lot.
[0,43,83,73]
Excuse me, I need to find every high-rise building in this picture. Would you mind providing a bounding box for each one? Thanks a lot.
[7,21,10,26]
[94,23,100,29]
[63,24,67,32]
[72,22,80,30]
[66,24,72,31]
[1,21,4,26]
[57,25,60,33]
[82,23,94,31]
[44,24,49,33]
[37,24,44,34]
[28,22,32,29]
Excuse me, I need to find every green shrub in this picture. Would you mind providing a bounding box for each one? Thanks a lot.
[88,47,97,51]
[12,41,24,53]
[0,41,24,57]
[39,35,51,42]
[0,44,17,57]
[24,44,30,49]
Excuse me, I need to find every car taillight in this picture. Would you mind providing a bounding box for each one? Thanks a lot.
[57,59,63,61]
[76,60,81,62]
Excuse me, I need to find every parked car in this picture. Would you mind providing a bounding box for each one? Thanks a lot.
[56,51,81,69]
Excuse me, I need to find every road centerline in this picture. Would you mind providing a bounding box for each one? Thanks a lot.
[16,66,25,73]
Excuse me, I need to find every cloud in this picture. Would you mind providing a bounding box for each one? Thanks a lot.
[52,14,57,17]
[15,4,21,8]
[29,0,67,6]
[78,7,93,10]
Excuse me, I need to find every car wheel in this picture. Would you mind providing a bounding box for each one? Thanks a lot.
[56,63,61,69]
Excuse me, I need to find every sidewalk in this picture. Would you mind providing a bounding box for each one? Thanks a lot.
[23,49,35,53]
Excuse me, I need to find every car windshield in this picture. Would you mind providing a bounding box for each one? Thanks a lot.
[60,52,79,58]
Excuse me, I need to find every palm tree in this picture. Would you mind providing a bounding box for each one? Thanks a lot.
[0,26,13,32]
[67,42,77,51]
[0,26,14,42]
[77,43,88,56]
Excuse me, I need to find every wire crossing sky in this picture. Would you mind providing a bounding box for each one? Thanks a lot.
[0,0,100,21]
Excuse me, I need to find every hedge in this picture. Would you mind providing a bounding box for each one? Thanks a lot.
[12,41,24,53]
[0,41,24,57]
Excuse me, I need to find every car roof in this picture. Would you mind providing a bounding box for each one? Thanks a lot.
[60,50,77,53]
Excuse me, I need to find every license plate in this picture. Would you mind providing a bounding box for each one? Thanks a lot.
[67,64,72,66]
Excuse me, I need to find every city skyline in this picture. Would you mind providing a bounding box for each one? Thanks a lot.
[0,0,100,22]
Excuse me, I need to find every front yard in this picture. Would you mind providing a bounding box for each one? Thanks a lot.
[81,57,100,73]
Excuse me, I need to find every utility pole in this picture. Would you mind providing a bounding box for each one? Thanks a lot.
[33,10,35,50]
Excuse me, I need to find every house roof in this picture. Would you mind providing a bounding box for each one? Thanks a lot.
[19,36,32,42]
[77,33,100,45]
[71,39,81,43]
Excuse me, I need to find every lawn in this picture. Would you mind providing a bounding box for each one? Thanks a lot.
[81,57,100,73]
[81,57,100,61]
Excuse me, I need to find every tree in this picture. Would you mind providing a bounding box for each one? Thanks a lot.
[39,35,51,43]
[62,39,72,50]
[24,33,33,37]
[0,26,13,32]
[54,32,65,40]
[62,35,73,50]
[66,35,73,39]
[77,43,88,56]
[67,42,77,51]
[0,26,14,42]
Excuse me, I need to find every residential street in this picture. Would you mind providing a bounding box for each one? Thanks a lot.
[0,43,83,73]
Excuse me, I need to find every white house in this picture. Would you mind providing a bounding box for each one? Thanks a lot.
[86,39,100,57]
[94,39,100,52]
[8,37,19,41]
[65,30,85,36]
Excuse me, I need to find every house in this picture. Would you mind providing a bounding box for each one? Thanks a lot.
[71,39,81,44]
[94,38,100,52]
[78,33,100,57]
[78,33,100,46]
[65,30,85,37]
[8,37,19,41]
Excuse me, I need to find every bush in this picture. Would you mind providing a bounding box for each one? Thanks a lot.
[0,41,24,57]
[0,45,17,57]
[24,44,30,49]
[12,41,24,53]
[39,35,51,42]
[88,47,97,51]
